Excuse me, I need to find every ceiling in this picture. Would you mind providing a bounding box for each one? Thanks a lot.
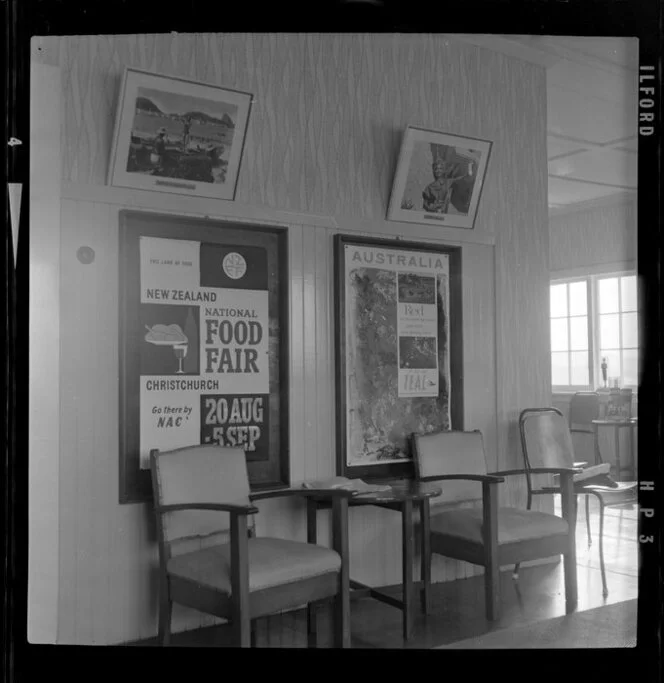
[455,34,639,214]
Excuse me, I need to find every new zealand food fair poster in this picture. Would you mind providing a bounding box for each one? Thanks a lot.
[139,236,269,469]
[344,243,451,466]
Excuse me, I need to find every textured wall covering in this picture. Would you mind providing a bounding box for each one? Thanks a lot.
[31,33,549,644]
[34,32,528,239]
[549,197,637,273]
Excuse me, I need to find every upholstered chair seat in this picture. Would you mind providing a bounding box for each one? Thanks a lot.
[429,507,569,545]
[168,538,342,594]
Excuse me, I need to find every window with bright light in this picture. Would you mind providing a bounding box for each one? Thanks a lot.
[550,273,638,390]
[550,280,590,387]
[597,274,638,387]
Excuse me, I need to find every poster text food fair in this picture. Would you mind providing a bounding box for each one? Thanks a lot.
[138,236,269,468]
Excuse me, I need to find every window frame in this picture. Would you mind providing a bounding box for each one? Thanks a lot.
[594,272,639,389]
[550,270,638,393]
[550,277,594,391]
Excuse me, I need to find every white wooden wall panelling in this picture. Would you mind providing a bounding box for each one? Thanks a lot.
[28,64,62,644]
[52,192,507,638]
[29,62,62,644]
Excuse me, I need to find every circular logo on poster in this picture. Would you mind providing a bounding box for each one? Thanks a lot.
[223,252,247,280]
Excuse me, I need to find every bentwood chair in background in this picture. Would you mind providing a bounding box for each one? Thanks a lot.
[519,408,637,597]
[567,392,602,544]
[150,445,352,647]
[412,429,579,621]
[568,391,601,437]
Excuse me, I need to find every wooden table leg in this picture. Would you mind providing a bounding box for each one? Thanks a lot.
[402,498,414,641]
[593,423,601,465]
[307,498,318,544]
[614,425,621,479]
[306,498,319,647]
[420,499,431,615]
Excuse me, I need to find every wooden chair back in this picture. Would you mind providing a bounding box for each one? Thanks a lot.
[568,391,600,432]
[151,444,253,547]
[412,429,487,504]
[520,408,575,471]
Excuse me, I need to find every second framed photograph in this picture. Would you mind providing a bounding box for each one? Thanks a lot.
[387,126,492,230]
[109,68,252,201]
[334,234,464,480]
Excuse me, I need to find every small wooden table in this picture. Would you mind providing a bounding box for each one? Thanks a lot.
[307,479,442,641]
[592,418,638,479]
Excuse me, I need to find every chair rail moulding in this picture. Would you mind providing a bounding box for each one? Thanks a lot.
[61,181,338,231]
[335,215,496,247]
[60,182,496,247]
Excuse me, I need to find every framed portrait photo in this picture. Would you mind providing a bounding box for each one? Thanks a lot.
[109,68,252,201]
[387,126,493,230]
[334,234,464,481]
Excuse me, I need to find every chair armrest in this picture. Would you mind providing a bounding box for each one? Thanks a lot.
[156,502,259,515]
[420,473,504,484]
[491,467,582,477]
[573,461,588,468]
[528,467,582,476]
[250,488,356,502]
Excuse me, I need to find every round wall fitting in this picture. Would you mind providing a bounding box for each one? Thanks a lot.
[77,246,95,264]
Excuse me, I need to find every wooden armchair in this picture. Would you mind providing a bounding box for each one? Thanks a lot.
[150,444,352,647]
[412,429,579,621]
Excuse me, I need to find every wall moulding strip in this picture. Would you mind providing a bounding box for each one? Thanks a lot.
[332,216,496,247]
[61,182,338,230]
[550,260,637,279]
[61,182,496,247]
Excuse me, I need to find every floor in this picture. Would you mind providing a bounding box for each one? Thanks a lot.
[134,497,638,648]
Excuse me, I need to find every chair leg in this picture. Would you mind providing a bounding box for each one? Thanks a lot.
[599,503,609,598]
[333,587,351,648]
[512,563,520,580]
[307,602,319,648]
[234,614,252,647]
[563,542,578,615]
[158,581,172,646]
[420,500,431,615]
[485,562,500,621]
[585,495,592,547]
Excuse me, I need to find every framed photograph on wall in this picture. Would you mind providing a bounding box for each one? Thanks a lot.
[387,126,492,230]
[118,211,289,503]
[334,234,464,480]
[109,68,252,201]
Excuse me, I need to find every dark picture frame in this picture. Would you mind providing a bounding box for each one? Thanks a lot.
[109,68,252,201]
[119,210,289,503]
[334,234,463,480]
[387,126,493,230]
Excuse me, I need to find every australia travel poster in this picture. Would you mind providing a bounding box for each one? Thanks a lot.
[138,236,269,469]
[343,242,451,467]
